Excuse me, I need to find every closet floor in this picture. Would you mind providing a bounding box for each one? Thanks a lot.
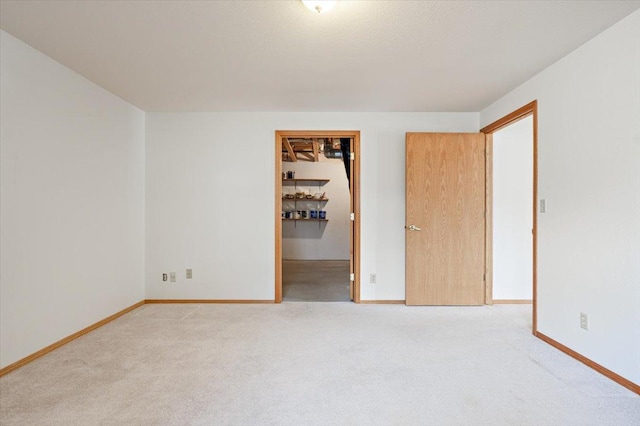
[283,260,350,302]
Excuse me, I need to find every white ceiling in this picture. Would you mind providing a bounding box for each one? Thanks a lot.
[1,0,639,112]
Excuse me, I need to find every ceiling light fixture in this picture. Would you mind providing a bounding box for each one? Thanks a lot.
[301,0,337,14]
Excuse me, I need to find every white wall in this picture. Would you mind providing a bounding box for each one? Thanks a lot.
[492,116,533,300]
[282,156,351,260]
[0,31,146,369]
[145,112,479,300]
[480,10,640,385]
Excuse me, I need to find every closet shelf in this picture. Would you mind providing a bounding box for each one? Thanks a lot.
[282,219,329,222]
[282,178,330,183]
[282,197,329,201]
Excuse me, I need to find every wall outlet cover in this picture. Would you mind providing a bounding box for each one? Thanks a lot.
[580,312,588,330]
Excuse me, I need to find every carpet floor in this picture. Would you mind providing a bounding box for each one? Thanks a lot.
[1,304,638,425]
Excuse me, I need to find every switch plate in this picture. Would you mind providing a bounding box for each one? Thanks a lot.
[580,312,588,330]
[186,269,192,279]
[170,272,176,283]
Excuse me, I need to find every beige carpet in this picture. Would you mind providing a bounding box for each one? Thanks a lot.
[1,304,638,425]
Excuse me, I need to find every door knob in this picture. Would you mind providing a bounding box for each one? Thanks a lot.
[405,225,421,231]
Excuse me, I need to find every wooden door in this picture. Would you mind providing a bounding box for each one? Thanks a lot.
[405,133,486,305]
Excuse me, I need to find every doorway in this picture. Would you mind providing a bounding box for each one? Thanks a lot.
[481,100,538,333]
[491,116,534,303]
[275,131,361,303]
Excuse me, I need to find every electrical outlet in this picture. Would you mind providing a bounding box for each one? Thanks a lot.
[580,312,588,330]
[162,273,168,282]
[540,199,546,213]
[170,272,176,283]
[186,269,192,279]
[370,273,377,284]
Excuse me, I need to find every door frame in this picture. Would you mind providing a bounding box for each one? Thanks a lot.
[275,130,361,303]
[480,100,538,334]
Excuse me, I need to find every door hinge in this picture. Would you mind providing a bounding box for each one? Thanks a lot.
[483,273,486,281]
[350,212,355,221]
[350,273,355,281]
[350,152,355,161]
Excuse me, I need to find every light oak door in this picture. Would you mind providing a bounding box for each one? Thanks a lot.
[405,133,486,305]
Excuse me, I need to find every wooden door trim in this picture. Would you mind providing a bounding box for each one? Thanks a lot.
[484,133,493,305]
[274,130,361,303]
[352,132,361,303]
[480,100,538,334]
[480,101,537,134]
